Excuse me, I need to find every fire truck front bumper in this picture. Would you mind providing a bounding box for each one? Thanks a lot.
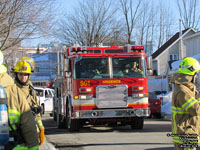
[72,108,149,119]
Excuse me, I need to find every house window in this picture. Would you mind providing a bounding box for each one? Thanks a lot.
[35,66,39,72]
[169,54,178,61]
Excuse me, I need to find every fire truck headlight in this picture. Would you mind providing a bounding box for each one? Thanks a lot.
[132,93,145,98]
[79,95,93,100]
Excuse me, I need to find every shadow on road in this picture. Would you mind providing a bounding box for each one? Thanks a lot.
[145,147,173,150]
[42,115,171,135]
[146,147,200,150]
[54,142,173,149]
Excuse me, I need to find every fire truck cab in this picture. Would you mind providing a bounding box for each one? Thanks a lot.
[54,45,152,131]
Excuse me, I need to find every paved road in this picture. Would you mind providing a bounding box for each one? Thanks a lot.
[41,113,178,150]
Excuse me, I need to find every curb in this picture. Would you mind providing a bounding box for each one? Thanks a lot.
[39,138,57,150]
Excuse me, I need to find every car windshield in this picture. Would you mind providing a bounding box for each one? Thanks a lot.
[74,57,146,79]
[35,89,43,97]
[149,92,158,99]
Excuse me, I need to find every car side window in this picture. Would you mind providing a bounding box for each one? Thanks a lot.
[45,90,49,98]
[45,90,53,98]
[48,90,53,97]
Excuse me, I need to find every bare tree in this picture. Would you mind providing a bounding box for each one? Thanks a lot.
[147,3,157,55]
[135,1,151,46]
[177,0,200,30]
[156,0,174,48]
[129,0,173,53]
[0,0,56,52]
[119,0,142,44]
[56,0,119,46]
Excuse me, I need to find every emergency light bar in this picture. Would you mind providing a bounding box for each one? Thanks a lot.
[131,46,144,50]
[70,46,87,55]
[70,44,145,55]
[125,44,144,52]
[71,47,77,54]
[77,47,82,51]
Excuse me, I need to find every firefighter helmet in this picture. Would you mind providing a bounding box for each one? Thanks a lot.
[178,57,200,75]
[19,56,35,73]
[14,60,32,74]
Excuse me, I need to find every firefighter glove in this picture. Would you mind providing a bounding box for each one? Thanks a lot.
[39,128,45,145]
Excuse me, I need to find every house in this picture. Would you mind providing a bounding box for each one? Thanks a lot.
[29,52,57,88]
[152,28,196,76]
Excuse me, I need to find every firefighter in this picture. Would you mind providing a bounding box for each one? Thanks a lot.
[131,61,143,73]
[0,51,39,149]
[13,58,45,146]
[124,60,143,75]
[170,57,200,150]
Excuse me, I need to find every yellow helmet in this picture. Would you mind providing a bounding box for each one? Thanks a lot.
[19,56,35,73]
[14,60,32,74]
[178,57,200,75]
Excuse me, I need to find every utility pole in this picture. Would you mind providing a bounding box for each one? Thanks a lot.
[179,19,183,60]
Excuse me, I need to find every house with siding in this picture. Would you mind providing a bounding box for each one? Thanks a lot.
[152,28,196,76]
[29,52,57,87]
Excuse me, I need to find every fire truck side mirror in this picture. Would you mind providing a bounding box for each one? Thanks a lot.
[64,58,70,72]
[147,55,153,76]
[147,69,153,76]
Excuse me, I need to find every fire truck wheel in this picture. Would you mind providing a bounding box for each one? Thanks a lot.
[57,114,65,129]
[53,112,57,121]
[131,117,144,130]
[66,101,80,132]
[68,119,80,132]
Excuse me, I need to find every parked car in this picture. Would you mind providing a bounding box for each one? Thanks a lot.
[161,91,172,120]
[34,87,55,116]
[148,92,163,118]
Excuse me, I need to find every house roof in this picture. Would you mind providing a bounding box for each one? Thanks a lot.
[152,28,191,59]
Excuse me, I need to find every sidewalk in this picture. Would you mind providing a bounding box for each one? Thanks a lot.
[39,138,57,150]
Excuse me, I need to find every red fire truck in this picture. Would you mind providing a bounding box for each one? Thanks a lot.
[54,45,152,131]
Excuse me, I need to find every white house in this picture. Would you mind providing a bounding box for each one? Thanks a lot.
[152,28,196,76]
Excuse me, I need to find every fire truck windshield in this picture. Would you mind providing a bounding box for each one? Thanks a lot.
[74,57,146,79]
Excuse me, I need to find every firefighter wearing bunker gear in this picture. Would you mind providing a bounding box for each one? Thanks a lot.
[14,59,45,146]
[170,57,200,150]
[0,51,39,149]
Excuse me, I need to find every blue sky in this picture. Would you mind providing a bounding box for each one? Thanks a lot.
[22,0,178,47]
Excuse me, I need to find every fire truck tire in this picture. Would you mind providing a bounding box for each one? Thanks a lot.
[131,117,144,130]
[53,112,57,121]
[66,100,80,132]
[57,114,65,129]
[68,119,80,132]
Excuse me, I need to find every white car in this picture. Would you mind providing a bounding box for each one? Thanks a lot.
[34,87,54,116]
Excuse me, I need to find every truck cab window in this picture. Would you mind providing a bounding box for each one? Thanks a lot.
[74,58,109,79]
[113,57,146,78]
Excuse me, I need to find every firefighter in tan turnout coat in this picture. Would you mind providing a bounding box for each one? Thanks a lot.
[170,57,200,150]
[13,58,45,146]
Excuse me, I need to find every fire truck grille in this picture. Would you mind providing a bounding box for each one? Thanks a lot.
[96,85,128,108]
